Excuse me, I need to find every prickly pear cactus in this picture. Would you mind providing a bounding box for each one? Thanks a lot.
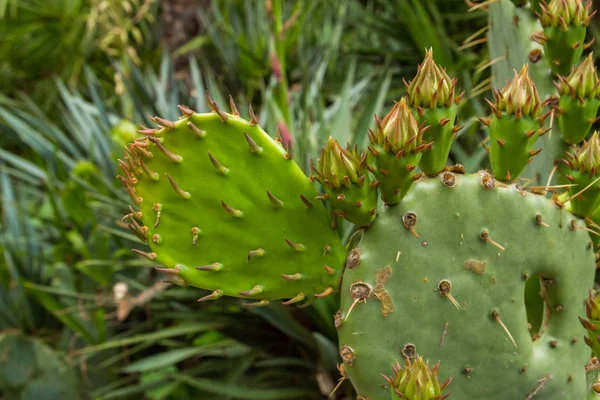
[338,172,595,399]
[119,100,345,305]
[118,7,600,396]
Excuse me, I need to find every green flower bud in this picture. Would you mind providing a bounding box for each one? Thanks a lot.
[495,65,542,118]
[539,0,592,29]
[314,138,377,226]
[557,53,600,99]
[317,137,362,189]
[378,97,424,153]
[383,356,451,400]
[406,49,458,108]
[572,132,600,173]
[564,132,600,216]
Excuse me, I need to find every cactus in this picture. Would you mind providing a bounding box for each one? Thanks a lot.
[119,101,345,304]
[118,5,600,397]
[556,54,600,144]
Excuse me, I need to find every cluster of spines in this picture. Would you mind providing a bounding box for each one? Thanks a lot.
[581,291,600,357]
[382,356,451,400]
[562,132,600,217]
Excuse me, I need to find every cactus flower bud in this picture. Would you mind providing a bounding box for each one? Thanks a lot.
[564,132,600,216]
[557,53,600,143]
[382,357,451,400]
[369,98,430,205]
[495,65,542,118]
[406,49,456,109]
[405,49,461,175]
[538,0,594,76]
[539,0,592,28]
[488,65,542,181]
[314,138,377,226]
[379,98,423,152]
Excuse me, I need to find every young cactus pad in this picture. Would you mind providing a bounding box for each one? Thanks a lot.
[338,173,595,399]
[119,101,345,304]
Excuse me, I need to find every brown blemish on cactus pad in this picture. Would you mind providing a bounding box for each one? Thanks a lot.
[402,212,419,238]
[464,259,487,274]
[346,248,361,269]
[401,343,416,360]
[339,345,355,366]
[441,171,456,187]
[373,266,393,316]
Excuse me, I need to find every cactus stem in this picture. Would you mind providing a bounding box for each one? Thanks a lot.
[149,116,175,129]
[221,201,243,218]
[281,293,305,305]
[492,310,518,349]
[197,289,223,302]
[208,152,229,175]
[195,263,223,272]
[239,285,263,296]
[300,194,313,209]
[281,273,302,281]
[285,238,305,252]
[247,248,265,260]
[149,137,183,163]
[132,248,156,260]
[242,299,270,307]
[266,190,284,207]
[314,287,334,298]
[324,264,336,275]
[480,229,505,251]
[243,132,263,154]
[155,265,180,275]
[402,212,419,238]
[139,159,159,181]
[165,174,191,199]
[177,104,195,116]
[229,95,240,116]
[187,121,206,137]
[248,104,258,125]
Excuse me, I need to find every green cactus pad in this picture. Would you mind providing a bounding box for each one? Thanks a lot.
[120,104,345,304]
[338,173,595,399]
[558,96,600,144]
